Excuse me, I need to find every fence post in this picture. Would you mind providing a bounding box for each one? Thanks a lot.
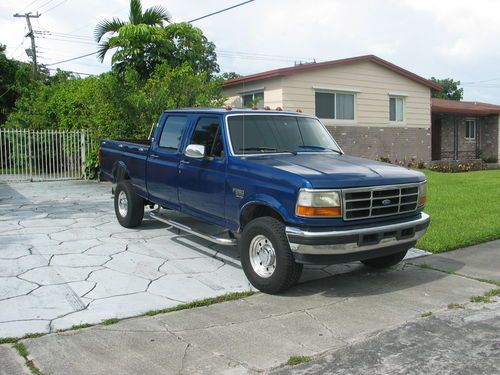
[27,129,33,181]
[81,131,87,179]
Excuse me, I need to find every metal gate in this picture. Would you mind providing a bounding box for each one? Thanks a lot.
[0,129,94,182]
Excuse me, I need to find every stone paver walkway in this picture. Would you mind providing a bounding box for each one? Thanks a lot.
[0,181,428,338]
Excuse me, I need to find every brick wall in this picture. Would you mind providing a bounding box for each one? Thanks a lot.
[439,115,499,160]
[326,125,431,163]
[481,115,499,160]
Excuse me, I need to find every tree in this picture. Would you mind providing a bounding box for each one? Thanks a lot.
[95,0,171,63]
[430,77,463,101]
[220,71,241,80]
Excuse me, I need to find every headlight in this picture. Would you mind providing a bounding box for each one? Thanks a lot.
[296,189,342,217]
[418,181,427,207]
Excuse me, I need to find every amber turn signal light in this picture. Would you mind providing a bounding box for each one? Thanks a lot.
[419,196,427,206]
[296,206,342,217]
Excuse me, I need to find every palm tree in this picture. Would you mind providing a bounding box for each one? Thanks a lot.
[94,0,171,62]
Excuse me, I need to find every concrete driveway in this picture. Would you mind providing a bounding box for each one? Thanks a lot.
[0,181,427,338]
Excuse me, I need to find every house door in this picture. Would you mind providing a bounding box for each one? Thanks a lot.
[431,118,442,161]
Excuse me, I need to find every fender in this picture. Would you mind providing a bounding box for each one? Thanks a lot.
[239,193,293,224]
[112,160,131,182]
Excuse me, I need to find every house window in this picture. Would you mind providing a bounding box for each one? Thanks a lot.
[465,119,476,140]
[242,92,264,108]
[315,92,355,120]
[389,96,405,122]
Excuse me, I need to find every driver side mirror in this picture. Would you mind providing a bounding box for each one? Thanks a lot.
[185,144,206,159]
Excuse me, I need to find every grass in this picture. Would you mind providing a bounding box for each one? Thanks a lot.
[14,342,44,375]
[144,291,255,316]
[420,311,432,317]
[416,170,500,253]
[287,355,312,366]
[101,318,120,326]
[470,288,500,303]
[447,303,465,310]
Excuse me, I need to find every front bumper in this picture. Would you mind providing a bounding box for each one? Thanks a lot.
[286,212,430,264]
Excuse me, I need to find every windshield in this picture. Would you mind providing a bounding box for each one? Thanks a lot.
[227,115,342,155]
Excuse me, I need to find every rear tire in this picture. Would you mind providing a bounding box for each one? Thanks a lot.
[240,217,303,294]
[114,180,144,228]
[361,249,408,269]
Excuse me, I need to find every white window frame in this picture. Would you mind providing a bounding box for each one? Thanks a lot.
[465,118,477,141]
[389,95,405,123]
[314,89,357,123]
[241,91,264,108]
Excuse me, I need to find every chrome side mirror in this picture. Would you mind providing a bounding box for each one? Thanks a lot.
[185,144,206,159]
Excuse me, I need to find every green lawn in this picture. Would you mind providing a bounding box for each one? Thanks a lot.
[416,169,500,253]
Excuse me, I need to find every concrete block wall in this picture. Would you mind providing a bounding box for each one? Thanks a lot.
[327,125,431,163]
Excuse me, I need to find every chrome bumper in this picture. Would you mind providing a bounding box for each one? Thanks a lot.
[286,212,430,255]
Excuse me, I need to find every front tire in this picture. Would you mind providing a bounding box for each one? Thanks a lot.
[114,180,144,228]
[361,249,408,268]
[240,217,303,294]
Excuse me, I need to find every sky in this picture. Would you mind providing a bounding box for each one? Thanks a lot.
[1,0,500,103]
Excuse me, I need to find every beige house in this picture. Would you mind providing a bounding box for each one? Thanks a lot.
[222,55,442,163]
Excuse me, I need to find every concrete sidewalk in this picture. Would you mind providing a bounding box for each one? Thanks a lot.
[3,240,498,375]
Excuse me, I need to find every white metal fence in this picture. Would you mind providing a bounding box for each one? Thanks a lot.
[0,129,94,182]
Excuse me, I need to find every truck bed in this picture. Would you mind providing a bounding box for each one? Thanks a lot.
[100,139,150,196]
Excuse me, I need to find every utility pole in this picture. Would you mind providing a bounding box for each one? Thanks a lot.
[13,12,40,76]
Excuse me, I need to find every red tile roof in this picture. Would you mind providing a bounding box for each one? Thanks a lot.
[431,98,500,115]
[223,54,442,90]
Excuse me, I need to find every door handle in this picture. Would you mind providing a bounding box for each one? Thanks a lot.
[150,154,159,159]
[180,160,190,165]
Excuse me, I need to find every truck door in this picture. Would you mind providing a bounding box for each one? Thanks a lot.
[147,114,190,210]
[178,116,227,226]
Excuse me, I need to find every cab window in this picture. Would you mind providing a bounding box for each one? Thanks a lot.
[189,117,224,157]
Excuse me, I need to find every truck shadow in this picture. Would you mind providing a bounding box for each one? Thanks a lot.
[282,257,467,298]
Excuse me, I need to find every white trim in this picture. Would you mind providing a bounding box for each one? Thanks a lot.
[314,90,357,121]
[236,87,265,94]
[313,85,362,93]
[465,118,477,141]
[389,95,405,123]
[388,91,409,97]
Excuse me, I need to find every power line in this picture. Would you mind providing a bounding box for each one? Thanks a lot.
[188,0,255,23]
[40,0,68,14]
[45,51,98,66]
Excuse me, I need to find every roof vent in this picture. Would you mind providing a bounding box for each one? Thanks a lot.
[225,105,233,111]
[264,106,271,110]
[296,108,302,113]
[275,106,283,111]
[251,105,258,110]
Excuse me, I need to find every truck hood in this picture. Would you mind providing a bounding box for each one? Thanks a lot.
[244,153,425,188]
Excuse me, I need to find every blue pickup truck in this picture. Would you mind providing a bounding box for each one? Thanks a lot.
[99,108,430,293]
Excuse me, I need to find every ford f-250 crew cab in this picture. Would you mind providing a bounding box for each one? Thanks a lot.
[99,108,430,293]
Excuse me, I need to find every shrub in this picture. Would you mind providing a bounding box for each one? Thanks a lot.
[430,161,485,173]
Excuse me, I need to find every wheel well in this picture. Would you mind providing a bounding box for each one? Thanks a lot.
[240,204,284,229]
[114,166,130,182]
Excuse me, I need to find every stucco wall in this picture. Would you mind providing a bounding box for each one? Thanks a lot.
[280,61,432,129]
[222,77,283,108]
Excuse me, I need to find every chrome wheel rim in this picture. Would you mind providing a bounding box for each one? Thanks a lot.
[249,234,276,278]
[118,190,128,217]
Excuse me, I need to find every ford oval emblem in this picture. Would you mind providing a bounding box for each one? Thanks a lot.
[382,199,391,206]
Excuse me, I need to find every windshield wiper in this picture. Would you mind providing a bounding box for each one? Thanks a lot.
[295,145,342,154]
[240,147,278,152]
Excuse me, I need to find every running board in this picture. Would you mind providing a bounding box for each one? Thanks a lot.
[149,210,237,246]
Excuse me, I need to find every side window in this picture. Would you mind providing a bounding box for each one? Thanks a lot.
[158,116,188,150]
[189,117,224,157]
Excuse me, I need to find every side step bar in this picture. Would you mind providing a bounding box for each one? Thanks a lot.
[149,210,237,246]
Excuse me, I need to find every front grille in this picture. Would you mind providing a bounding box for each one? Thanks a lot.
[343,184,419,221]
